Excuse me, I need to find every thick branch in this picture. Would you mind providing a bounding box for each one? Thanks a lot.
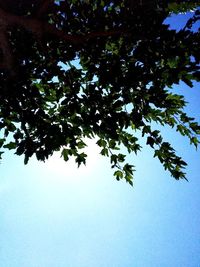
[0,26,15,74]
[0,6,124,73]
[36,0,54,17]
[0,7,123,42]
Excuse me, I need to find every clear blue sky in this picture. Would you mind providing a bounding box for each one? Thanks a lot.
[0,11,200,267]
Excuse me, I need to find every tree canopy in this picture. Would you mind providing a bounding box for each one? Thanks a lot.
[0,0,200,185]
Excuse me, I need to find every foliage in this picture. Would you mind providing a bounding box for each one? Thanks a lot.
[168,1,200,14]
[0,0,200,185]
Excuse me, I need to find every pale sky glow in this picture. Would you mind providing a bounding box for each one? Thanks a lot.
[44,138,102,180]
[0,11,200,267]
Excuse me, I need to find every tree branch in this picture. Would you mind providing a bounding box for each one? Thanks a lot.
[36,0,54,18]
[0,6,124,73]
[0,26,15,74]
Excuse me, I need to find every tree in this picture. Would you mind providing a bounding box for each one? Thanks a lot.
[0,0,200,185]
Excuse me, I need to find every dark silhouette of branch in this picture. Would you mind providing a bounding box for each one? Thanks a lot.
[0,6,124,74]
[36,0,54,17]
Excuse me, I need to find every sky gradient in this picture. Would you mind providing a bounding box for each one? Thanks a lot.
[0,11,200,267]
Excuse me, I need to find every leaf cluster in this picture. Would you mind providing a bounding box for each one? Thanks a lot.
[0,1,200,184]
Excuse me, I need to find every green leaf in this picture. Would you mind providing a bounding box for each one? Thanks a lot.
[61,148,69,161]
[114,170,123,180]
[3,142,17,150]
[76,152,87,167]
[146,137,155,148]
[77,140,86,149]
[100,148,109,157]
[190,136,199,148]
[118,153,126,163]
[24,154,29,165]
[0,138,5,148]
[0,151,4,159]
[96,139,107,148]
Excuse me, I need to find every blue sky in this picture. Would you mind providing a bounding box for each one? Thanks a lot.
[0,11,200,267]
